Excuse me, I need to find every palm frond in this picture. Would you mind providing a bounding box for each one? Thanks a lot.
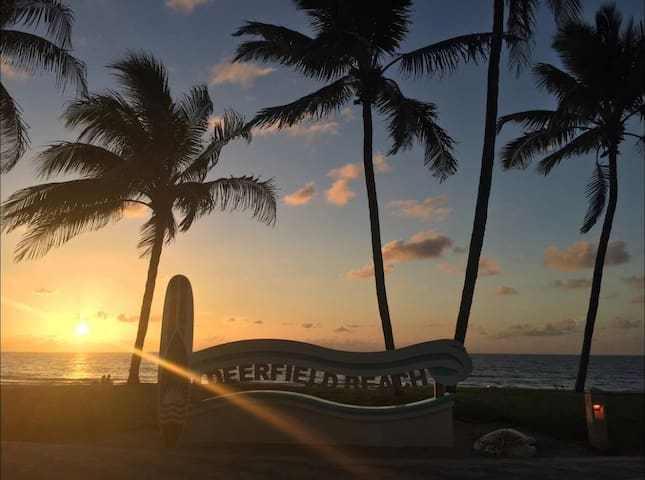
[199,176,278,226]
[580,160,608,234]
[395,32,493,78]
[0,81,29,172]
[9,0,74,48]
[1,179,133,233]
[500,128,555,170]
[545,0,583,26]
[174,84,213,162]
[177,109,252,183]
[233,21,313,65]
[496,109,558,134]
[64,92,148,155]
[376,78,457,180]
[137,213,175,257]
[36,142,124,178]
[251,75,353,128]
[12,201,124,261]
[108,52,173,134]
[0,30,86,93]
[536,127,602,175]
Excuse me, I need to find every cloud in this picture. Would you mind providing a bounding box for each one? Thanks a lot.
[97,311,109,319]
[254,121,339,139]
[549,278,593,290]
[347,262,394,279]
[123,201,148,218]
[479,256,500,276]
[328,163,361,180]
[301,322,321,329]
[166,0,211,13]
[1,58,29,80]
[334,326,351,333]
[544,240,630,271]
[497,318,581,338]
[494,286,518,296]
[117,314,137,323]
[348,230,453,279]
[435,262,461,274]
[630,294,644,304]
[32,287,57,295]
[325,180,356,206]
[339,107,355,122]
[610,317,642,329]
[387,195,450,221]
[117,313,160,323]
[253,320,264,324]
[373,152,391,173]
[209,58,276,88]
[622,276,644,290]
[470,324,488,335]
[453,246,468,254]
[284,181,317,206]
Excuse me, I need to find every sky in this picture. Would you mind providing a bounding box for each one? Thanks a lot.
[1,0,643,355]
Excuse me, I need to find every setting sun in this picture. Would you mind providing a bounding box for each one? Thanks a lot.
[75,323,90,336]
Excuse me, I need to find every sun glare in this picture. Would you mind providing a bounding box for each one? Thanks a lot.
[75,323,90,336]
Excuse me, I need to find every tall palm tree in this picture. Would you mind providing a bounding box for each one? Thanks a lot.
[1,0,86,173]
[497,4,644,392]
[451,0,582,347]
[1,53,278,383]
[234,0,495,350]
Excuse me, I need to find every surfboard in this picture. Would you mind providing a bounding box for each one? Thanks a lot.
[158,274,194,448]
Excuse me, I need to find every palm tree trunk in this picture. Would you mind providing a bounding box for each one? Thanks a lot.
[127,229,164,384]
[362,101,395,351]
[454,0,504,344]
[575,149,618,393]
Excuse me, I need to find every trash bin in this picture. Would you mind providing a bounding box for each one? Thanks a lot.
[585,388,609,451]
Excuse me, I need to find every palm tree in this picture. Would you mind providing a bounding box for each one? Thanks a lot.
[1,53,278,383]
[497,4,644,392]
[1,0,86,173]
[451,0,582,347]
[234,0,496,350]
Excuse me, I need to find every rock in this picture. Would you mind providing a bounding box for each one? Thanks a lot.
[473,428,537,457]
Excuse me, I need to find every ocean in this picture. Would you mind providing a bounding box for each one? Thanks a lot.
[1,352,643,392]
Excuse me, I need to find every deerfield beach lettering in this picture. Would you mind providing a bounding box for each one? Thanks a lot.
[203,363,431,391]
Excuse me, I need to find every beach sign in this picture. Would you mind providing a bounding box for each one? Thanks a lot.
[158,275,194,448]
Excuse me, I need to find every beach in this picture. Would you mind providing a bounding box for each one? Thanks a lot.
[1,384,643,479]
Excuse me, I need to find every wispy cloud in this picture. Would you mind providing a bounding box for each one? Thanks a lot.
[334,326,351,333]
[630,294,644,304]
[548,278,593,290]
[373,152,391,173]
[209,58,276,88]
[32,287,58,295]
[123,201,148,218]
[328,163,361,180]
[622,275,644,290]
[301,322,321,329]
[166,0,212,14]
[284,181,317,206]
[325,179,356,206]
[117,313,137,323]
[387,195,450,221]
[254,121,339,139]
[348,230,453,279]
[97,311,109,319]
[544,240,630,271]
[1,58,29,80]
[494,286,518,296]
[479,256,500,276]
[610,317,642,329]
[339,107,355,122]
[435,262,461,274]
[497,318,581,338]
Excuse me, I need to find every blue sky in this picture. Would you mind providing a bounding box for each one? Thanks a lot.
[1,0,643,354]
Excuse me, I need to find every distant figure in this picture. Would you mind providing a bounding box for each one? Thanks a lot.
[106,374,112,385]
[100,375,106,384]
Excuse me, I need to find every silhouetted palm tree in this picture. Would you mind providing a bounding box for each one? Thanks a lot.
[234,0,495,350]
[451,0,581,347]
[1,0,86,173]
[1,53,278,383]
[497,5,644,392]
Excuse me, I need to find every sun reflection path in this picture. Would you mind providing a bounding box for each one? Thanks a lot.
[124,346,380,479]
